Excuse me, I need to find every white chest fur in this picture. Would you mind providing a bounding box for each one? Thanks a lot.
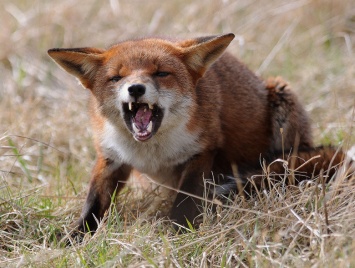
[100,120,202,178]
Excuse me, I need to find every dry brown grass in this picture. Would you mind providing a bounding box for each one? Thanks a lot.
[1,0,355,267]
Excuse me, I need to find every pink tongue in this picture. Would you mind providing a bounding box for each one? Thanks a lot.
[134,106,152,130]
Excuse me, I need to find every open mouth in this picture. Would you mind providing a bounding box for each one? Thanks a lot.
[123,102,163,141]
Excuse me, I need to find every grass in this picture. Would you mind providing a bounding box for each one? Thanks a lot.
[1,0,355,267]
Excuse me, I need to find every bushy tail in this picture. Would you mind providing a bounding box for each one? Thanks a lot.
[215,146,354,197]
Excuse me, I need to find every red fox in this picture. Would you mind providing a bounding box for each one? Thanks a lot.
[48,33,351,234]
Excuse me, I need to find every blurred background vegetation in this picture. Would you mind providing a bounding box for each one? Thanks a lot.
[0,0,354,266]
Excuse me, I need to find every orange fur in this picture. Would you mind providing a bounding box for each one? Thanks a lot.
[48,34,351,234]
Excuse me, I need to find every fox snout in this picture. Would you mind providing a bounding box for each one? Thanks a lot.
[120,81,164,142]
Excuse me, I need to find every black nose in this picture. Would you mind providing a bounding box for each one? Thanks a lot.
[128,84,146,98]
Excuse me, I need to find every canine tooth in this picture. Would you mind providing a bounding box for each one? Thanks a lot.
[132,123,140,134]
[144,107,147,113]
[147,121,153,132]
[128,102,132,111]
[148,104,154,110]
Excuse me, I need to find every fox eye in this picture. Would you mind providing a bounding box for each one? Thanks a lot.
[109,75,122,82]
[154,72,170,77]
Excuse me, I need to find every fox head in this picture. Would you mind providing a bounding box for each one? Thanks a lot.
[48,34,234,142]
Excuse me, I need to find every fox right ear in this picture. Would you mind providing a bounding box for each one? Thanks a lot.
[48,47,105,89]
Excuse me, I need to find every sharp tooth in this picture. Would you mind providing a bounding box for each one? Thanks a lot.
[144,107,147,113]
[128,102,132,111]
[148,103,154,110]
[147,121,153,133]
[132,123,140,134]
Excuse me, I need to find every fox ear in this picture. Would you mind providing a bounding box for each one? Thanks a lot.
[180,33,235,78]
[48,47,105,89]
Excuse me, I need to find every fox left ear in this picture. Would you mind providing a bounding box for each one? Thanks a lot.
[180,33,235,78]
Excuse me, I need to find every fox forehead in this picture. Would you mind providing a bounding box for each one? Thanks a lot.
[109,38,183,53]
[103,39,185,72]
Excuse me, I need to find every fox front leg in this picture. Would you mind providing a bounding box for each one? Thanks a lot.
[170,152,216,231]
[75,157,131,234]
